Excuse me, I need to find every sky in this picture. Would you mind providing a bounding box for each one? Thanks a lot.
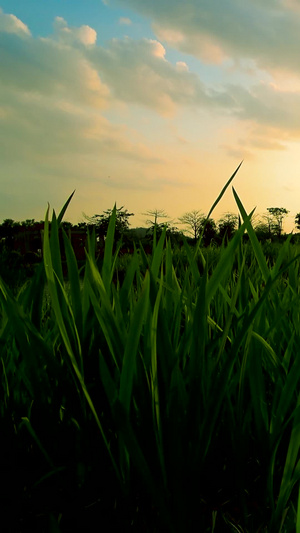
[1,1,300,232]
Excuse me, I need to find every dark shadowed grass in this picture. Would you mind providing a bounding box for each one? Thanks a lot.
[0,165,300,532]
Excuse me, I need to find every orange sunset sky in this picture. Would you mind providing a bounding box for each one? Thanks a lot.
[1,1,300,232]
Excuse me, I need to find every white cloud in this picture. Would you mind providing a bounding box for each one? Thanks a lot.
[229,81,300,134]
[4,7,298,144]
[0,9,172,218]
[87,36,236,115]
[176,61,189,72]
[77,25,97,45]
[53,16,97,46]
[0,7,31,36]
[117,0,300,75]
[4,6,300,225]
[149,39,166,58]
[154,24,227,64]
[2,6,297,154]
[0,21,107,109]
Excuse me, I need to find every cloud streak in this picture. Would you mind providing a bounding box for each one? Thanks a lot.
[2,5,300,228]
[2,7,300,147]
[114,0,300,76]
[0,9,173,218]
[87,36,237,115]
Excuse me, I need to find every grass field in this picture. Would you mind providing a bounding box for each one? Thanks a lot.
[1,171,300,532]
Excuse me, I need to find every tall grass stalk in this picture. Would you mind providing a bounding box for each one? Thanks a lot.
[1,165,300,531]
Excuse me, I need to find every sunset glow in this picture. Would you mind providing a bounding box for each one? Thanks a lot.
[1,1,300,232]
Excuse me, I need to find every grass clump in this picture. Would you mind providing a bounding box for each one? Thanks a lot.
[1,169,300,532]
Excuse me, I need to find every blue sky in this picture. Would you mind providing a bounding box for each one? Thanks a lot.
[1,0,300,231]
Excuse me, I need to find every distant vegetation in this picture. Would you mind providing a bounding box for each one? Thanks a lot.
[1,170,300,531]
[0,199,298,291]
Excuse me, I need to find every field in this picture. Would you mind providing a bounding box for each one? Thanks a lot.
[1,182,300,532]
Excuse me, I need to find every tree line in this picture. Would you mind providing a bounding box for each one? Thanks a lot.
[83,205,299,243]
[0,205,299,254]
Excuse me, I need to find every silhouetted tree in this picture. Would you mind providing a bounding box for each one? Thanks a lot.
[0,219,18,249]
[20,219,36,228]
[142,208,175,243]
[85,206,134,241]
[266,207,289,237]
[61,221,73,231]
[218,213,238,242]
[295,213,300,232]
[143,208,169,234]
[178,210,204,240]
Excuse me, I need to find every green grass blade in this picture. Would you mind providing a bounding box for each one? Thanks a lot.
[206,218,249,305]
[206,161,242,220]
[181,236,201,286]
[49,210,65,287]
[119,271,150,417]
[150,227,166,281]
[270,233,293,279]
[43,206,74,360]
[119,247,140,314]
[233,187,269,283]
[102,204,116,292]
[62,228,83,337]
[150,269,167,487]
[296,481,300,533]
[57,190,76,225]
[272,402,300,529]
[271,355,300,438]
[44,206,120,480]
[85,252,124,368]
